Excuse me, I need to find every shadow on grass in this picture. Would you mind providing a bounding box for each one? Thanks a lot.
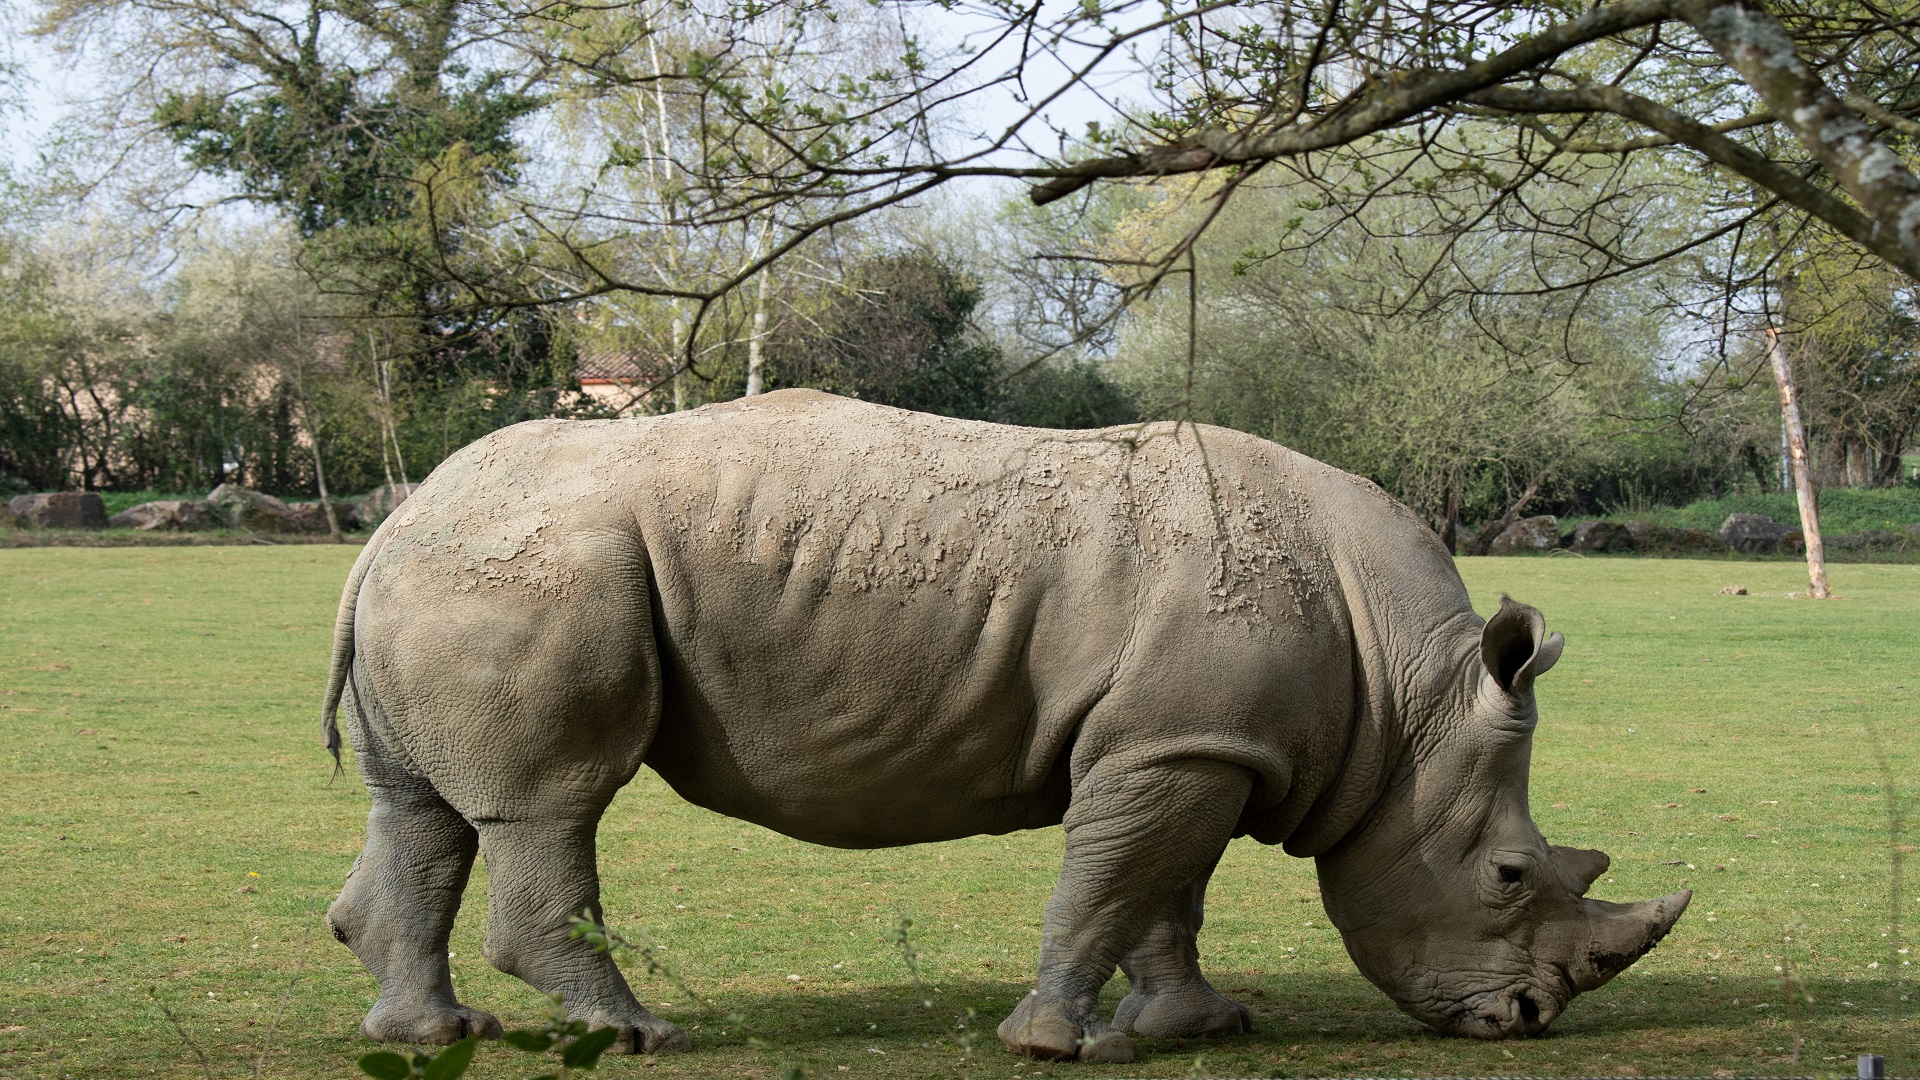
[632,971,1911,1061]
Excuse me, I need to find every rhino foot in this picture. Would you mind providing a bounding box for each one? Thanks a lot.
[361,1000,503,1045]
[996,994,1134,1063]
[585,1011,691,1055]
[1114,985,1252,1038]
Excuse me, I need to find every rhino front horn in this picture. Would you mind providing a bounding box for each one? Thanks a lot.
[1574,891,1691,991]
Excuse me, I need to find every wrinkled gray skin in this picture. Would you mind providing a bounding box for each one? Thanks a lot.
[322,390,1688,1062]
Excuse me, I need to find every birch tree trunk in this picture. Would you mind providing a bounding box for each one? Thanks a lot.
[745,268,771,396]
[305,424,344,543]
[1767,329,1831,599]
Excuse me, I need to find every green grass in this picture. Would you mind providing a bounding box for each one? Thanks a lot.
[1,549,1914,1078]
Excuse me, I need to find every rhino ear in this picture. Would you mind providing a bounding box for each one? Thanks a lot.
[1481,594,1563,697]
[1552,845,1610,896]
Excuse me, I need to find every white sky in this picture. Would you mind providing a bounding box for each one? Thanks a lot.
[0,0,1156,205]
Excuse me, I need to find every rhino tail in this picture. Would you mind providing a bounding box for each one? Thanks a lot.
[323,520,395,778]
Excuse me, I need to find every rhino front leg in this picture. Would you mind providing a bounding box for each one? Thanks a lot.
[327,736,502,1045]
[476,818,690,1055]
[998,758,1253,1064]
[1112,859,1253,1037]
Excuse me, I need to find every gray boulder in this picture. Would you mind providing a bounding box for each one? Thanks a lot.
[109,499,217,531]
[357,483,421,527]
[1622,520,1724,554]
[1718,513,1793,554]
[1565,520,1636,554]
[284,501,335,534]
[9,492,108,529]
[1828,529,1906,552]
[207,484,329,534]
[1487,514,1559,555]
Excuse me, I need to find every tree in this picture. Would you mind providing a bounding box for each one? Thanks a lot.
[775,252,1008,419]
[1107,170,1680,543]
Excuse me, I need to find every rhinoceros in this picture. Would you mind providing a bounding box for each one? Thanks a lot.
[321,389,1687,1062]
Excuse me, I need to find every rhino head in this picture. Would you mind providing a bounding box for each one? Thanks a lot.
[1316,596,1689,1039]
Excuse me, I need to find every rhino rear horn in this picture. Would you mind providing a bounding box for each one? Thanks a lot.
[1550,845,1609,896]
[1481,595,1564,697]
[1575,891,1691,990]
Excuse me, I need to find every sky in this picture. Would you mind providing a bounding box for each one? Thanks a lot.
[0,0,1158,208]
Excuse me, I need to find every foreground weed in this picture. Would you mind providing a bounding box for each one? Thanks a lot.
[570,911,807,1077]
[1776,917,1815,1065]
[886,909,979,1074]
[355,995,620,1080]
[152,985,215,1080]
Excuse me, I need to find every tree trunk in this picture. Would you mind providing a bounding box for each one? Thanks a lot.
[1873,434,1907,486]
[745,269,771,397]
[305,425,344,543]
[1767,330,1831,600]
[1439,476,1460,556]
[1461,473,1546,556]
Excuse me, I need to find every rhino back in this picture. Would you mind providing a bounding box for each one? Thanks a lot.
[365,391,1373,848]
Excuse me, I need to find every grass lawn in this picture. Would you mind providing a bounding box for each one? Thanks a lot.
[0,548,1914,1078]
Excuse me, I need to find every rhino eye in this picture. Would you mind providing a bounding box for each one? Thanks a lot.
[1498,865,1525,884]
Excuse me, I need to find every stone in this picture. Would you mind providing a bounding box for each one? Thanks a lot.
[1827,529,1904,551]
[108,499,217,531]
[0,504,18,529]
[1566,520,1636,554]
[358,483,421,527]
[284,501,335,534]
[1662,527,1725,555]
[8,492,108,529]
[1719,585,1748,595]
[207,484,328,534]
[1487,515,1559,556]
[1718,513,1792,554]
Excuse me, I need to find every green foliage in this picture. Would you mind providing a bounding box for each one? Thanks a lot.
[357,1036,479,1080]
[774,252,1008,421]
[353,997,620,1079]
[998,358,1139,430]
[1585,487,1920,537]
[1109,172,1688,531]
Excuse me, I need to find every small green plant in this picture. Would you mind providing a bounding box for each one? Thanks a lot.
[356,1036,480,1080]
[355,994,620,1079]
[570,911,804,1074]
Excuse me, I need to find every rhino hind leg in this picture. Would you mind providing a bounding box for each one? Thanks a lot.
[997,758,1254,1064]
[327,721,502,1045]
[476,817,690,1055]
[1113,860,1253,1038]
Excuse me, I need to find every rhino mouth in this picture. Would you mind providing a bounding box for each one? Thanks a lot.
[1391,973,1567,1040]
[1444,981,1562,1039]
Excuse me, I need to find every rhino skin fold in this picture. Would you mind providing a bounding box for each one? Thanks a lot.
[319,389,1689,1062]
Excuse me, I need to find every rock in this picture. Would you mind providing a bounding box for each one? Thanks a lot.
[357,483,421,527]
[1565,520,1637,554]
[1718,513,1792,554]
[0,503,18,529]
[284,501,335,534]
[108,499,217,531]
[8,492,108,529]
[1488,515,1559,556]
[1719,585,1748,595]
[206,484,329,534]
[1828,529,1905,551]
[1662,527,1726,554]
